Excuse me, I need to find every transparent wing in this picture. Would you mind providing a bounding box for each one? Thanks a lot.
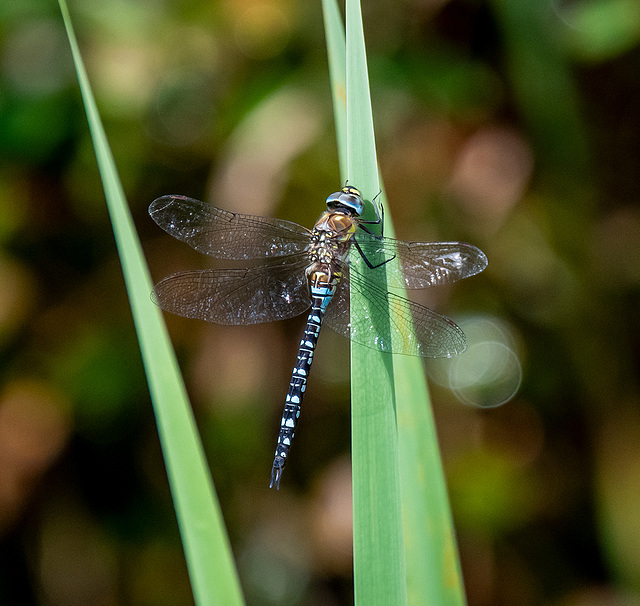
[353,233,488,289]
[153,258,312,325]
[323,263,466,358]
[149,195,311,260]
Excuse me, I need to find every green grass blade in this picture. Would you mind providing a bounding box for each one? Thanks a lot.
[58,2,244,605]
[344,2,407,604]
[322,0,347,179]
[324,0,467,603]
[395,363,467,605]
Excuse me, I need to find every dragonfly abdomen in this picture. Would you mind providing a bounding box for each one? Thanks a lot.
[270,270,336,489]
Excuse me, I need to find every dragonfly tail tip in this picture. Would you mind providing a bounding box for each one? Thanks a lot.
[270,465,283,490]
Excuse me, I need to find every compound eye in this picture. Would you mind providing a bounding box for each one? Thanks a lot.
[325,188,365,216]
[341,193,364,215]
[325,192,342,207]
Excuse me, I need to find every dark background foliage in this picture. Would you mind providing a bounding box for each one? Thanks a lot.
[1,0,639,604]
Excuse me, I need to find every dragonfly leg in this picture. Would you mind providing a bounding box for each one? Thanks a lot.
[352,238,396,270]
[356,190,384,236]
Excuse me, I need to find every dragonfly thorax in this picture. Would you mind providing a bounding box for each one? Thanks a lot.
[308,211,356,265]
[312,210,356,238]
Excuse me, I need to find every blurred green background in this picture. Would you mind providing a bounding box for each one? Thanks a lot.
[2,0,640,604]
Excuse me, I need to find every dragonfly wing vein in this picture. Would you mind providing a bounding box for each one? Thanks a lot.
[150,195,311,260]
[324,264,466,357]
[355,235,488,289]
[153,259,312,325]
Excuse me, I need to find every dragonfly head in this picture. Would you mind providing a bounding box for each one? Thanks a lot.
[326,186,365,217]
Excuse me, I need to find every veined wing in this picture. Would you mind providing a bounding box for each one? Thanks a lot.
[323,263,466,358]
[353,234,488,289]
[153,258,312,325]
[149,195,311,260]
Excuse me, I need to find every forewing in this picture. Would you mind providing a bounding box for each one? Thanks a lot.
[149,195,311,260]
[324,264,466,357]
[153,258,311,325]
[354,234,488,289]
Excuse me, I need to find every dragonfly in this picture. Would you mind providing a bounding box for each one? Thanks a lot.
[149,186,487,489]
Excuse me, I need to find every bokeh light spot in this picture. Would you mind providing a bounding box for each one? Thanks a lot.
[428,315,522,408]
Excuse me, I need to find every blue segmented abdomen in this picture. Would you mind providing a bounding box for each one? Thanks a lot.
[270,279,335,489]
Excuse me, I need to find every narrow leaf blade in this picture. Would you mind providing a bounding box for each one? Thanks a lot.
[344,2,407,605]
[324,1,467,603]
[58,2,244,604]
